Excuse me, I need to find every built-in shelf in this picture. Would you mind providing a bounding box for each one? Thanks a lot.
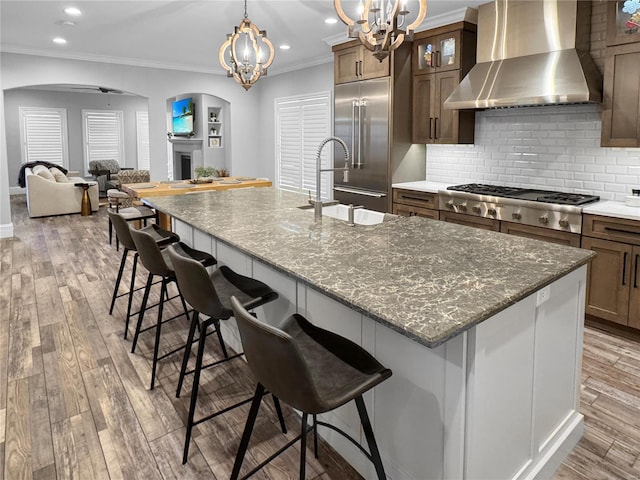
[168,138,202,144]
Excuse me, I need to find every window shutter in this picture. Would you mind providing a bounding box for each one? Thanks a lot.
[83,110,124,170]
[136,111,150,170]
[275,93,331,199]
[19,107,69,167]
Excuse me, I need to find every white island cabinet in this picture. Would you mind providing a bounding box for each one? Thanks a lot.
[151,188,592,480]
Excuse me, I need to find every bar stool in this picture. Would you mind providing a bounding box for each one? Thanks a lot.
[107,210,179,338]
[166,244,286,465]
[129,229,216,390]
[229,296,393,480]
[107,188,157,251]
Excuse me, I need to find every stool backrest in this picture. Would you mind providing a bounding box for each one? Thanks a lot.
[167,244,230,319]
[107,210,136,251]
[129,227,171,277]
[230,297,324,413]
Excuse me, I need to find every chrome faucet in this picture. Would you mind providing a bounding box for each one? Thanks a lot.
[314,136,350,221]
[347,204,364,227]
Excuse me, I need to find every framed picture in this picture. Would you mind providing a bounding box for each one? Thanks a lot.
[209,137,220,147]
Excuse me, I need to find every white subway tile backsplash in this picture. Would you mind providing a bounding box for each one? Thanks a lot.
[426,104,640,201]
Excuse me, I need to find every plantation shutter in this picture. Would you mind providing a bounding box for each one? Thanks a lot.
[19,107,69,167]
[275,93,331,199]
[136,111,150,170]
[83,110,124,171]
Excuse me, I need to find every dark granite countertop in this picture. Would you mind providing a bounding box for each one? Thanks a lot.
[144,188,594,348]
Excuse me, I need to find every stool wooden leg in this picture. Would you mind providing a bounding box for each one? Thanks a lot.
[131,273,153,353]
[230,383,266,479]
[355,396,387,480]
[110,248,129,315]
[176,311,200,399]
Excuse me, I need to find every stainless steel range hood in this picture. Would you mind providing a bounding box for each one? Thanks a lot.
[444,0,602,110]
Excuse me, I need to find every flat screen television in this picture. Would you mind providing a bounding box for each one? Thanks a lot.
[172,98,194,136]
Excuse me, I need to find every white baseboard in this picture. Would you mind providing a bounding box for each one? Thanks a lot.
[0,223,14,238]
[10,186,25,195]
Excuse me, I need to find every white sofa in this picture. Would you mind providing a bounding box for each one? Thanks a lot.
[25,166,99,218]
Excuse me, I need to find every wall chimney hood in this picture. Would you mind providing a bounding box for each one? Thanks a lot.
[444,0,602,110]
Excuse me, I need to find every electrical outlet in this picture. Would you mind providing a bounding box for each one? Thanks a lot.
[536,285,551,306]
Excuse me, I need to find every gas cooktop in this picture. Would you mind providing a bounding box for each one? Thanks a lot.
[446,184,599,206]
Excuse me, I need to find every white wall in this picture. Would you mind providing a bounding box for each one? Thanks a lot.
[426,104,640,202]
[4,89,149,184]
[255,62,334,181]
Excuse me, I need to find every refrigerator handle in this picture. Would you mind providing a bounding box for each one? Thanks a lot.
[351,101,358,169]
[357,100,365,168]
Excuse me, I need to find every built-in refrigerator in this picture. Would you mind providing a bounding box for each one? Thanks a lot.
[332,43,426,213]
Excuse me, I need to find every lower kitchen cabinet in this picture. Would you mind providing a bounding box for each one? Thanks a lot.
[581,237,640,328]
[392,188,440,219]
[582,214,640,329]
[500,222,581,247]
[440,211,500,231]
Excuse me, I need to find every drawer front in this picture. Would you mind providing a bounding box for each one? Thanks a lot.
[392,189,438,209]
[440,211,500,231]
[393,203,440,220]
[500,222,581,248]
[583,214,640,246]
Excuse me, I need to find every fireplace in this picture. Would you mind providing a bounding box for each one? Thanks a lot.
[179,154,191,180]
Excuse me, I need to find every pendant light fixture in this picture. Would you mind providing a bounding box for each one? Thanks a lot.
[334,0,427,61]
[219,0,274,91]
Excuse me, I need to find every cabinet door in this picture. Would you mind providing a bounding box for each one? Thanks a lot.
[582,237,632,325]
[335,46,360,84]
[601,44,640,147]
[412,74,435,144]
[414,32,461,74]
[630,246,640,329]
[607,0,640,46]
[440,211,500,231]
[434,71,460,144]
[361,48,390,80]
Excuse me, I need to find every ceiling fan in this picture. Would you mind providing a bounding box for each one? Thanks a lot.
[70,86,124,94]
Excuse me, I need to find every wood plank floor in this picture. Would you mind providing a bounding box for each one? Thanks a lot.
[2,194,640,480]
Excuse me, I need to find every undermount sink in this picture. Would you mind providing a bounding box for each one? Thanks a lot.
[297,203,385,225]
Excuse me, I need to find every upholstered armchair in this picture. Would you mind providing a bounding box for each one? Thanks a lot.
[88,159,137,195]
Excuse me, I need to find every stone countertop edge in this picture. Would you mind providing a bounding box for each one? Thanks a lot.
[144,189,595,349]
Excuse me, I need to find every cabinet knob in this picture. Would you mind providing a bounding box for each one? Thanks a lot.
[539,215,549,225]
[512,212,522,220]
[559,219,570,228]
[457,202,467,212]
[472,206,481,214]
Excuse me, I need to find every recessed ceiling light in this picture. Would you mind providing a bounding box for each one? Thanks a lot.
[280,44,291,50]
[56,20,77,26]
[325,18,338,24]
[53,37,67,45]
[63,7,82,16]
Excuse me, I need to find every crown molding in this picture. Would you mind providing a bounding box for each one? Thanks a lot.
[323,7,477,47]
[0,45,226,75]
[268,53,334,76]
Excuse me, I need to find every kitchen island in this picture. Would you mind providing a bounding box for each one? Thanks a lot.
[144,187,594,480]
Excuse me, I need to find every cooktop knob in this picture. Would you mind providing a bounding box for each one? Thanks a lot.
[512,212,522,220]
[487,208,497,216]
[559,219,570,228]
[446,200,454,209]
[472,206,481,214]
[539,215,549,225]
[457,203,467,212]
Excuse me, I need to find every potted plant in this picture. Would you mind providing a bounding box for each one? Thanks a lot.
[192,166,218,183]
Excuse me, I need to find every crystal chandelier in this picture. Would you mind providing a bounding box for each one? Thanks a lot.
[218,0,274,91]
[334,0,427,61]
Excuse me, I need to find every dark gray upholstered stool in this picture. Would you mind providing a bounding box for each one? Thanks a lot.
[107,210,179,338]
[167,244,285,465]
[230,296,392,480]
[129,230,216,390]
